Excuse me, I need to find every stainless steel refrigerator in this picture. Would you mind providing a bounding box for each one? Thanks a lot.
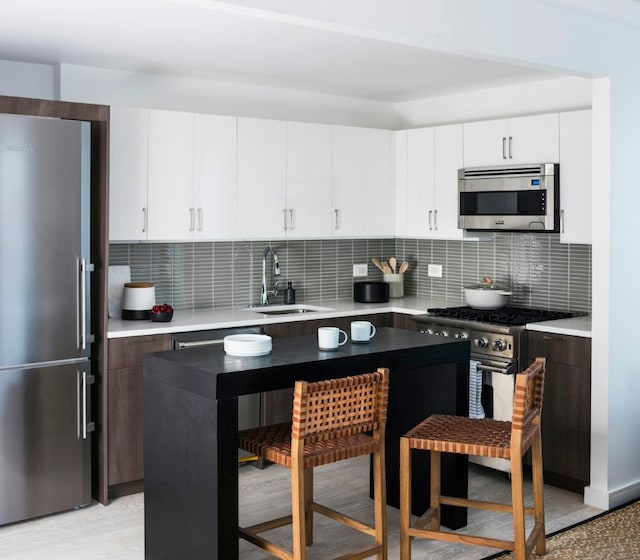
[0,113,94,525]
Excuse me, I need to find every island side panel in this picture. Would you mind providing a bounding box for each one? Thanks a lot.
[144,355,236,560]
[382,358,469,529]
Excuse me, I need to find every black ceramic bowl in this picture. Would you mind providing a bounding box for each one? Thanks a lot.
[150,310,174,322]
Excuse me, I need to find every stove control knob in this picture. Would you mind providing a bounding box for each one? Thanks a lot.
[436,330,449,337]
[475,337,489,349]
[420,329,435,335]
[454,332,468,340]
[492,339,507,352]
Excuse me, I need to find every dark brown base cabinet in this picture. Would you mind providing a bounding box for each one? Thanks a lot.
[527,331,591,493]
[107,334,172,497]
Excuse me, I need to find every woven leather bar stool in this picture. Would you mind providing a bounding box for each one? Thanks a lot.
[238,368,390,560]
[399,357,546,560]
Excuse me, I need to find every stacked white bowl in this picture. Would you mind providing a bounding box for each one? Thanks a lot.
[223,334,272,357]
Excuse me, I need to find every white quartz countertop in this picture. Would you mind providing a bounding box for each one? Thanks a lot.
[525,314,592,338]
[107,296,592,339]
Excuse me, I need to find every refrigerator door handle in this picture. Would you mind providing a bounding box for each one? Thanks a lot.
[79,259,95,350]
[81,370,96,440]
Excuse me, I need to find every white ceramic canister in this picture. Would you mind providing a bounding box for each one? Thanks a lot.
[121,282,156,320]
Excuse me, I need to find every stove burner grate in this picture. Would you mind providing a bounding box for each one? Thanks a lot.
[426,306,578,326]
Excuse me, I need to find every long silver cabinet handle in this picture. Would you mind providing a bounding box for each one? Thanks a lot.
[142,207,148,233]
[197,208,203,232]
[288,208,295,230]
[560,209,565,234]
[334,209,340,230]
[508,136,513,159]
[502,137,507,159]
[428,210,433,230]
[283,208,288,230]
[81,370,96,440]
[189,208,195,232]
[434,209,438,231]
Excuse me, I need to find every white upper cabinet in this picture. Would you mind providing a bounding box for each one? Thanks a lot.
[332,125,393,237]
[146,109,194,241]
[405,127,435,237]
[401,124,464,239]
[285,122,333,238]
[433,124,464,239]
[559,110,592,244]
[463,113,559,167]
[394,131,408,236]
[193,114,238,240]
[109,106,149,241]
[236,117,287,239]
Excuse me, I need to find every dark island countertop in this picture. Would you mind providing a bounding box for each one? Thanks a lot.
[143,327,470,560]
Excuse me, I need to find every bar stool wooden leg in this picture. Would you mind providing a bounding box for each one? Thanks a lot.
[510,453,526,560]
[373,445,387,560]
[531,431,546,555]
[292,446,307,560]
[304,468,313,545]
[430,450,441,530]
[399,437,411,560]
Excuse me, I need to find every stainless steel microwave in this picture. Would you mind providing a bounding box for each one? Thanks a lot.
[458,163,559,232]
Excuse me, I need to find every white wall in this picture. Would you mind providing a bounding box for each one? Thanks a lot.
[0,60,55,99]
[57,64,398,128]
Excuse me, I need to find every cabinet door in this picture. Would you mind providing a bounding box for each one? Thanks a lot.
[559,110,592,244]
[109,106,149,241]
[463,118,508,167]
[237,117,287,239]
[394,130,408,237]
[433,124,464,239]
[406,127,434,237]
[286,122,333,238]
[147,110,194,240]
[332,126,393,237]
[193,114,238,240]
[527,331,591,491]
[508,113,559,164]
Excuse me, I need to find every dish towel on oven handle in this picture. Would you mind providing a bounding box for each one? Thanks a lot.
[469,360,485,419]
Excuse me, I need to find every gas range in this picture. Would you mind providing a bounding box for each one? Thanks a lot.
[413,306,579,370]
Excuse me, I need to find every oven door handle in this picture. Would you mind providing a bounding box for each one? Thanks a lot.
[477,362,518,375]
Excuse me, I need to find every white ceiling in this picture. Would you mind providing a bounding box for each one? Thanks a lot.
[0,0,601,102]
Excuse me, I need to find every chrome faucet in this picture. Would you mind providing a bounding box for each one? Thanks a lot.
[260,246,280,305]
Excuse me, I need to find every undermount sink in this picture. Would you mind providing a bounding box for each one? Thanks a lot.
[244,304,333,316]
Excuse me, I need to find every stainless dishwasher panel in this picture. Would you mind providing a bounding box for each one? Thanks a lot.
[172,327,263,462]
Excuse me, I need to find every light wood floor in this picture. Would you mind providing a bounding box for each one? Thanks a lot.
[0,456,601,560]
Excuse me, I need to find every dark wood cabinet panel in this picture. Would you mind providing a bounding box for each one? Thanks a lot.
[527,331,591,492]
[107,334,172,495]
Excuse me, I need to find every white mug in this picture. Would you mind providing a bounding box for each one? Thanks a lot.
[318,326,348,351]
[351,321,376,343]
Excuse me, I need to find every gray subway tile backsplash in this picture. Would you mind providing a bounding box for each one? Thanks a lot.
[109,233,592,314]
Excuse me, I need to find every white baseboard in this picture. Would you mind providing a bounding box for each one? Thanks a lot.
[584,480,640,509]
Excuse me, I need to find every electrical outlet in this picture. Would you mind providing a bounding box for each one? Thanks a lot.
[428,264,443,278]
[353,263,368,277]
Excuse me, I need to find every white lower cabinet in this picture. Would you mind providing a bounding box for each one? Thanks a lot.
[400,124,464,239]
[146,110,194,241]
[109,106,149,241]
[332,125,393,237]
[193,114,238,240]
[559,110,592,244]
[236,117,287,239]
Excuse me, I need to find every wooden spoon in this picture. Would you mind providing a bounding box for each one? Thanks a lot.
[381,261,392,274]
[398,261,409,274]
[371,257,385,272]
[389,257,397,274]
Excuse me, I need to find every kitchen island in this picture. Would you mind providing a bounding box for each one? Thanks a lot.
[143,327,470,560]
